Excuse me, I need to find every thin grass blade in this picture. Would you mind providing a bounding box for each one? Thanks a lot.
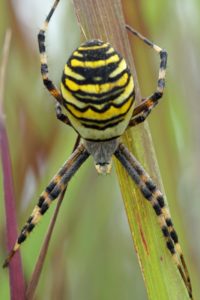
[72,0,191,299]
[0,29,26,300]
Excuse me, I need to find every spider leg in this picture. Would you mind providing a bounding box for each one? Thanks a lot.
[38,0,70,126]
[55,103,71,126]
[128,98,156,127]
[3,144,89,268]
[115,143,193,299]
[126,25,167,127]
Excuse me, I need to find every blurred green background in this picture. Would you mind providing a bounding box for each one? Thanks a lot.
[1,0,200,299]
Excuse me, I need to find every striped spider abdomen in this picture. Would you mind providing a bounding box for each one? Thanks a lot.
[61,39,135,141]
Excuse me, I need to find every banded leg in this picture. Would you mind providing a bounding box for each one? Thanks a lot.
[56,103,71,126]
[126,25,167,127]
[115,143,193,299]
[38,0,68,117]
[128,98,156,127]
[3,144,89,268]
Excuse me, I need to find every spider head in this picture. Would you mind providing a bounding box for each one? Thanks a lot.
[84,139,119,175]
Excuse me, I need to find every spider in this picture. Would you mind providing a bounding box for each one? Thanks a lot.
[3,0,192,298]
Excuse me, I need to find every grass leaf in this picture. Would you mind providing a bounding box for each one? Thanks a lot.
[72,0,191,299]
[0,29,26,300]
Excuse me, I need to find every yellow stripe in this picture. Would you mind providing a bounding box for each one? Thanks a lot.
[54,174,62,183]
[78,43,109,51]
[14,243,20,252]
[70,54,120,68]
[66,96,133,120]
[109,59,127,78]
[66,105,135,140]
[106,47,115,54]
[61,77,134,109]
[64,65,85,80]
[65,72,129,93]
[73,51,83,57]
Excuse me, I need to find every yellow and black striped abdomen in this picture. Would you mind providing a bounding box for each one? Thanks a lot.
[61,40,135,141]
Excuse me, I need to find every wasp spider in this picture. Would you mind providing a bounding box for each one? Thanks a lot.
[3,0,193,298]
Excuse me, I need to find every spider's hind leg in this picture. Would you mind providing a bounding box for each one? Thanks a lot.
[3,144,89,268]
[115,143,193,299]
[126,25,167,127]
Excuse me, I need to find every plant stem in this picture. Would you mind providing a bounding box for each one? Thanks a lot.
[72,0,190,299]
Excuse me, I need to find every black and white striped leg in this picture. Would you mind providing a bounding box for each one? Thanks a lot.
[128,103,152,127]
[3,144,90,268]
[126,25,167,127]
[56,103,71,126]
[38,0,66,107]
[115,143,193,299]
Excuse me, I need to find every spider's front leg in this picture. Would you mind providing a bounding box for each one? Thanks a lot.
[126,25,167,127]
[38,0,70,126]
[3,144,89,268]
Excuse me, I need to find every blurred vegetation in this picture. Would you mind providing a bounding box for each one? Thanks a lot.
[0,0,200,299]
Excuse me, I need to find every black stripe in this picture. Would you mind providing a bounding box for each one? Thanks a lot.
[40,203,49,215]
[170,230,178,243]
[141,186,152,200]
[81,114,125,127]
[145,180,157,192]
[67,58,123,79]
[144,38,153,48]
[160,50,167,65]
[158,78,165,88]
[157,195,165,208]
[67,88,125,105]
[65,91,134,114]
[38,196,45,208]
[62,68,129,85]
[27,223,35,232]
[162,226,169,237]
[84,135,120,142]
[81,118,124,130]
[63,70,130,98]
[43,79,55,91]
[46,7,56,22]
[39,43,45,54]
[66,98,134,124]
[166,240,175,254]
[79,39,106,48]
[71,50,117,62]
[38,31,45,53]
[50,186,61,199]
[18,233,27,244]
[45,181,57,193]
[27,216,33,224]
[153,204,162,215]
[41,63,48,74]
[166,218,173,227]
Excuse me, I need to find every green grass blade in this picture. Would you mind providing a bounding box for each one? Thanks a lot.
[0,29,26,300]
[72,0,191,299]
